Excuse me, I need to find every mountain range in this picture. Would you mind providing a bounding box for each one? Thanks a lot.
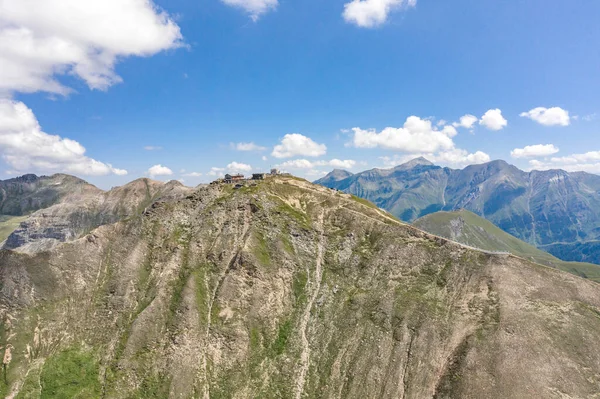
[316,158,600,265]
[2,174,600,397]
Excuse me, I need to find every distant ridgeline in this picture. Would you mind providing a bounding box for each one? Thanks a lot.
[316,158,600,265]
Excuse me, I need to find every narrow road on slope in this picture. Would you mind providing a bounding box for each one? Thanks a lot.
[294,210,325,399]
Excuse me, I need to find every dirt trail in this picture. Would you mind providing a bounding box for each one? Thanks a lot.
[294,210,325,399]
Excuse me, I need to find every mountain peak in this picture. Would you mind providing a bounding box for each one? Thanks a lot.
[396,157,434,169]
[314,169,354,184]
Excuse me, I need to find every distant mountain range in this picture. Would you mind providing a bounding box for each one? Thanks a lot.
[316,158,600,264]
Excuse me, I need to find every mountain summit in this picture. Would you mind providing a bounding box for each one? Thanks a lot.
[2,175,600,398]
[394,157,434,170]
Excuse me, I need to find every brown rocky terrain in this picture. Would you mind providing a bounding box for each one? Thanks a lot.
[2,177,192,253]
[1,176,600,398]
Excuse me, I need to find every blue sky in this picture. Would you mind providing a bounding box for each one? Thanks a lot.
[1,0,599,189]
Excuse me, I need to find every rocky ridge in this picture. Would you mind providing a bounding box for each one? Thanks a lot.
[1,176,600,398]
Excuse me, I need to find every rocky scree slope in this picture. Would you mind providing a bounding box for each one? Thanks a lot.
[0,176,192,253]
[316,158,600,264]
[1,177,600,398]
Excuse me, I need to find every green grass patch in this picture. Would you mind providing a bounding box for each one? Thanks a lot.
[350,195,379,210]
[292,270,308,306]
[274,201,311,230]
[253,231,271,266]
[38,348,101,399]
[270,319,293,357]
[0,214,28,242]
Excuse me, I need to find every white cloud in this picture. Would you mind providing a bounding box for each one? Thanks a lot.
[279,159,314,169]
[207,167,225,177]
[277,159,357,170]
[231,142,267,151]
[305,170,327,177]
[144,146,162,151]
[262,156,268,161]
[272,134,327,158]
[511,144,559,159]
[0,0,183,96]
[434,149,491,166]
[328,159,357,169]
[453,114,478,129]
[519,107,570,126]
[183,172,202,177]
[343,0,417,28]
[0,99,126,176]
[583,113,597,122]
[148,164,173,178]
[349,116,456,153]
[221,0,278,21]
[529,151,600,174]
[227,162,252,172]
[479,109,507,131]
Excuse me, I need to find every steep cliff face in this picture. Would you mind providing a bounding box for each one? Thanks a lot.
[1,177,600,398]
[2,178,192,253]
[0,174,101,216]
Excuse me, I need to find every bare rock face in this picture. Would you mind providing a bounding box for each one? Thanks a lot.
[1,177,600,398]
[2,177,194,253]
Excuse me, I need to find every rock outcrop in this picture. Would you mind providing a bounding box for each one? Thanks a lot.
[2,177,193,253]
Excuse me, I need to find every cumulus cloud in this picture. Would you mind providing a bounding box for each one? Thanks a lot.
[0,0,183,96]
[221,0,278,21]
[183,172,202,177]
[453,114,478,129]
[148,164,173,178]
[511,144,559,159]
[227,162,252,172]
[343,0,417,28]
[0,0,182,177]
[231,142,267,151]
[328,159,357,169]
[479,109,507,131]
[272,134,327,158]
[529,151,600,174]
[348,116,456,153]
[144,146,162,151]
[207,167,225,177]
[0,99,127,176]
[519,107,570,126]
[278,159,357,170]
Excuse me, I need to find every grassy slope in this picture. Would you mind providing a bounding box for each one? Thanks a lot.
[0,215,28,243]
[414,209,600,282]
